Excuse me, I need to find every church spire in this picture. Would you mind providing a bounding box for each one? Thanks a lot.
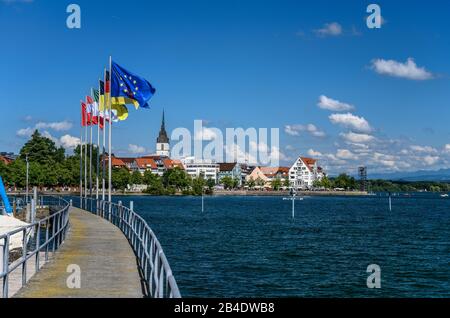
[156,110,169,144]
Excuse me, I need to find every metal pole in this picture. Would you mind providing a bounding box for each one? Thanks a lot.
[389,192,392,211]
[84,106,88,201]
[96,104,100,201]
[79,119,83,208]
[25,154,29,204]
[89,118,93,198]
[108,56,113,204]
[102,76,106,201]
[201,190,204,212]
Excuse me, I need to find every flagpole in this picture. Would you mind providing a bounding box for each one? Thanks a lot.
[101,75,106,201]
[108,56,113,204]
[79,107,83,209]
[96,98,100,202]
[84,105,88,203]
[102,105,106,201]
[89,113,93,200]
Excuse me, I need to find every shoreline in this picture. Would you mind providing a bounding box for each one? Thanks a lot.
[6,190,369,197]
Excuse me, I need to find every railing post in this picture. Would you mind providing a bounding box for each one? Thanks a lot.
[21,228,27,287]
[35,221,41,273]
[2,235,10,298]
[118,201,122,230]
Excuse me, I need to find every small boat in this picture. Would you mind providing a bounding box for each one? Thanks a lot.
[440,194,449,198]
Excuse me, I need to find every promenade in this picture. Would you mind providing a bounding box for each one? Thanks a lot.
[14,207,143,298]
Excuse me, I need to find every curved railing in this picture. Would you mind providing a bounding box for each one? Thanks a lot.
[0,196,71,298]
[74,198,181,298]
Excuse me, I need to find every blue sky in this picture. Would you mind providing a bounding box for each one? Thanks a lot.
[1,0,450,174]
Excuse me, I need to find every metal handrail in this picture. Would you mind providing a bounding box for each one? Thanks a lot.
[0,196,71,298]
[74,197,181,298]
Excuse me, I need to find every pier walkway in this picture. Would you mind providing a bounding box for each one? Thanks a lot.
[14,207,143,298]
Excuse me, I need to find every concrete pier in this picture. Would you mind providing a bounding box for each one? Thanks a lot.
[13,207,143,298]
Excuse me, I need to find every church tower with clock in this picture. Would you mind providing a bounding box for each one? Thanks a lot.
[156,111,170,157]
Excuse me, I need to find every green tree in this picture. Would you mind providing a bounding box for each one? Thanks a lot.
[162,167,191,191]
[130,170,143,185]
[271,178,282,190]
[255,177,265,189]
[191,176,206,196]
[247,177,256,189]
[20,130,65,165]
[221,176,234,189]
[283,178,290,189]
[112,168,130,191]
[206,178,215,194]
[143,170,165,195]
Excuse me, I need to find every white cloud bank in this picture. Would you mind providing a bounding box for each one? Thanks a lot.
[371,58,434,80]
[285,124,326,138]
[318,95,354,111]
[128,144,146,154]
[314,22,342,37]
[340,132,375,143]
[329,113,372,133]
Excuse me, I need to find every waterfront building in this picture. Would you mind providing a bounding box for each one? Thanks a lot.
[289,157,324,189]
[245,166,270,188]
[181,156,219,181]
[218,163,242,186]
[155,111,170,157]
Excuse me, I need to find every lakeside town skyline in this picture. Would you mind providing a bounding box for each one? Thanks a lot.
[2,0,450,176]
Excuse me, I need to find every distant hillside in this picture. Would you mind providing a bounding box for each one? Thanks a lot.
[369,169,450,182]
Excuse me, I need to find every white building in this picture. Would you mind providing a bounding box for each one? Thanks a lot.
[156,111,170,157]
[180,157,219,181]
[289,157,324,189]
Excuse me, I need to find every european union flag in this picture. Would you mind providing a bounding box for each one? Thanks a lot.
[111,61,156,109]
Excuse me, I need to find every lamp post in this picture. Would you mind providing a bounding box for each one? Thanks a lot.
[25,153,29,204]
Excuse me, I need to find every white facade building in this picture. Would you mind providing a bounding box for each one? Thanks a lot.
[180,157,219,181]
[289,157,324,189]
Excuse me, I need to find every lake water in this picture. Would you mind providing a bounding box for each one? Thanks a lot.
[115,194,450,298]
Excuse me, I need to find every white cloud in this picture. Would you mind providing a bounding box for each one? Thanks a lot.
[318,95,354,111]
[329,113,372,133]
[194,127,218,140]
[314,22,342,37]
[60,135,81,149]
[371,58,434,80]
[307,149,323,157]
[410,145,438,154]
[35,121,73,131]
[284,124,326,138]
[444,144,450,153]
[128,144,146,154]
[336,149,357,160]
[340,131,375,143]
[16,127,34,138]
[423,155,439,166]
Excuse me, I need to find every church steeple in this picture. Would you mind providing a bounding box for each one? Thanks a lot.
[156,110,170,157]
[157,110,169,144]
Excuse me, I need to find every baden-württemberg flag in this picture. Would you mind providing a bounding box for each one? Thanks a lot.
[111,61,156,109]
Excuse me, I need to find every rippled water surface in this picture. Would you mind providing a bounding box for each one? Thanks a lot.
[115,194,450,297]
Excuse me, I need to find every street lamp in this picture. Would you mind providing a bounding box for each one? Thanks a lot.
[25,153,29,204]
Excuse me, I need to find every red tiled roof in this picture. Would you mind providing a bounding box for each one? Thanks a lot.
[135,157,157,169]
[0,155,12,165]
[219,163,237,172]
[300,157,317,172]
